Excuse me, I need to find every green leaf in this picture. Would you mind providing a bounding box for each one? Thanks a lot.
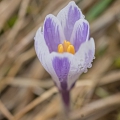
[7,15,18,28]
[86,0,113,22]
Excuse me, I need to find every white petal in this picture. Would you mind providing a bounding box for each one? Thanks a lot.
[67,38,95,89]
[34,27,61,88]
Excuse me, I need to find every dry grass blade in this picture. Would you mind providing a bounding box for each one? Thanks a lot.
[91,0,120,35]
[0,0,21,30]
[0,100,14,120]
[33,96,60,120]
[82,55,112,104]
[0,77,53,89]
[77,0,95,10]
[1,0,30,53]
[70,93,120,120]
[12,87,57,120]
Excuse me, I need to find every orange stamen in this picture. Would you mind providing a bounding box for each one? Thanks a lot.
[63,40,71,51]
[58,40,75,54]
[67,45,75,54]
[58,44,64,53]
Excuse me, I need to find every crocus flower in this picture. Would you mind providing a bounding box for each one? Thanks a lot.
[34,1,95,110]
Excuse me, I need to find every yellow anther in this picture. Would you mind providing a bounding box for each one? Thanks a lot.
[67,45,75,54]
[63,40,71,51]
[57,40,75,54]
[58,44,64,53]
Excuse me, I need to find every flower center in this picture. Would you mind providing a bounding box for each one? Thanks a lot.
[58,40,75,54]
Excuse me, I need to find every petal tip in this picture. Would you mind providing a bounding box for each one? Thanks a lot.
[68,1,84,17]
[44,14,56,23]
[45,14,55,19]
[68,1,78,8]
[89,37,95,50]
[68,1,76,5]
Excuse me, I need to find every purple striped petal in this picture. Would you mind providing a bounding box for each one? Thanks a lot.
[43,14,65,53]
[52,57,70,90]
[70,19,89,52]
[34,28,61,89]
[57,1,84,41]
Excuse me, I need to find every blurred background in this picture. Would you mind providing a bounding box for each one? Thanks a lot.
[0,0,120,120]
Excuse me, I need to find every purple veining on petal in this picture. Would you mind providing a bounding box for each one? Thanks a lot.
[52,57,70,90]
[71,20,89,52]
[44,15,63,53]
[57,1,82,41]
[64,5,81,40]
